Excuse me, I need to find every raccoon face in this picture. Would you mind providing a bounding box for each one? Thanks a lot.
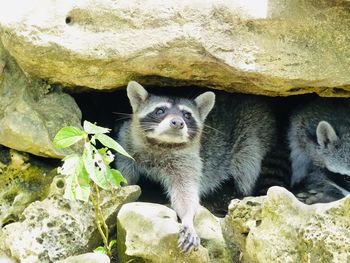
[316,121,350,177]
[127,81,215,145]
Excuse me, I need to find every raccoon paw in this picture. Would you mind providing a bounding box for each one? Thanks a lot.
[178,224,200,253]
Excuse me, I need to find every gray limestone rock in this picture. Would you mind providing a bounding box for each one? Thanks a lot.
[222,186,350,263]
[117,202,231,263]
[1,1,350,96]
[0,44,81,158]
[57,253,110,263]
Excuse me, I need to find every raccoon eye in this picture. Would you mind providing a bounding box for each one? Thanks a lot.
[155,108,165,115]
[183,111,192,119]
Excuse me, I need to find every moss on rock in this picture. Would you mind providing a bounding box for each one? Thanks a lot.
[0,147,56,227]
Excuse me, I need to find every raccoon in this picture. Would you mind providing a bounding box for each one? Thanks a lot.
[293,167,350,204]
[115,81,276,252]
[288,98,350,202]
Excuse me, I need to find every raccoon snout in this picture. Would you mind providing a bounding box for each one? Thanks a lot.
[170,117,184,129]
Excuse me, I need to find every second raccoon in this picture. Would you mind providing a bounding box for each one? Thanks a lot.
[288,98,350,203]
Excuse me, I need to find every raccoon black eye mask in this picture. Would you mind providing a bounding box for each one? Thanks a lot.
[114,81,276,252]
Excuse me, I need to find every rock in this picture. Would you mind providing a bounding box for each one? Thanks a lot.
[117,202,231,263]
[57,253,110,263]
[1,183,141,263]
[0,147,56,227]
[0,43,81,158]
[1,1,350,96]
[194,207,231,263]
[0,228,9,259]
[0,256,15,263]
[117,203,208,263]
[222,186,350,263]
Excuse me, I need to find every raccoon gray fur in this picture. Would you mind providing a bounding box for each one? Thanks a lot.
[115,81,276,252]
[294,167,350,204]
[288,98,350,202]
[254,141,291,196]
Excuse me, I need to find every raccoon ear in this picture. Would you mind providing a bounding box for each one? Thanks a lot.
[195,91,215,120]
[127,81,148,112]
[316,121,338,148]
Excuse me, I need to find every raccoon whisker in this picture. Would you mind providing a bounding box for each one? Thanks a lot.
[112,112,133,116]
[199,130,222,139]
[139,124,157,128]
[139,121,160,124]
[139,125,157,130]
[203,124,226,135]
[139,123,158,128]
[114,117,131,121]
[189,129,202,133]
[141,129,155,132]
[143,116,164,122]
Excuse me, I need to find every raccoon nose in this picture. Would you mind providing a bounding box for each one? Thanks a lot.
[170,118,184,129]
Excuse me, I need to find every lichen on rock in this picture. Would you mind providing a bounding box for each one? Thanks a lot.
[222,186,350,263]
[0,146,56,227]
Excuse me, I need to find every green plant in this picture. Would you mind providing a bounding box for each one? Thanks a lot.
[53,120,132,257]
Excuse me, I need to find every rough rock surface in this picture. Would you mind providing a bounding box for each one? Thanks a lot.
[0,147,56,227]
[0,44,81,158]
[1,181,141,263]
[1,0,350,96]
[0,256,15,263]
[117,202,231,263]
[222,186,350,263]
[57,253,110,263]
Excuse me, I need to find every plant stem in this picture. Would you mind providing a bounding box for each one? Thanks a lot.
[90,186,111,257]
[95,184,109,243]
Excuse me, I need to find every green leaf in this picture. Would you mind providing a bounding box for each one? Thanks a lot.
[58,154,91,202]
[108,239,117,250]
[76,158,90,188]
[83,143,109,189]
[90,135,96,145]
[107,169,127,187]
[64,174,89,201]
[98,148,115,165]
[53,126,85,149]
[57,154,80,176]
[93,246,107,254]
[64,174,76,200]
[75,184,90,202]
[83,120,110,134]
[95,133,133,159]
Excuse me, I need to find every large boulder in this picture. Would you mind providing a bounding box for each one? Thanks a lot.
[0,44,81,158]
[222,187,350,263]
[1,0,350,96]
[1,180,141,263]
[117,202,231,263]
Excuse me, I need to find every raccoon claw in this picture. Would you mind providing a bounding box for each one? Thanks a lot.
[178,225,200,253]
